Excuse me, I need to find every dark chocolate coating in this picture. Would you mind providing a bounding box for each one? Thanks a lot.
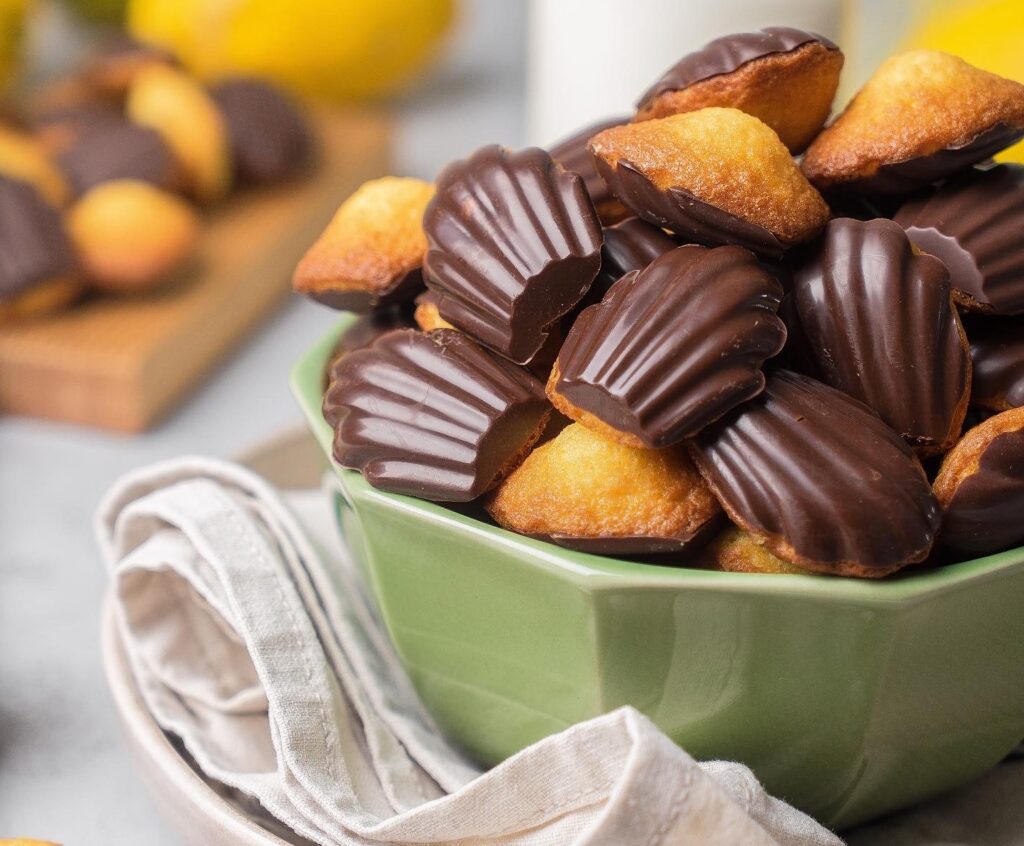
[423,145,602,364]
[941,427,1024,555]
[57,120,176,196]
[689,370,941,575]
[538,512,724,556]
[211,78,312,186]
[324,328,550,501]
[637,26,836,111]
[0,176,75,300]
[594,157,785,259]
[963,316,1024,411]
[548,116,628,219]
[307,267,425,314]
[895,163,1024,314]
[791,218,970,452]
[847,123,1024,196]
[587,216,678,304]
[555,244,786,447]
[323,307,416,382]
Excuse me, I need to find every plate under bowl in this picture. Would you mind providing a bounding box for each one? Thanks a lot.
[293,316,1024,830]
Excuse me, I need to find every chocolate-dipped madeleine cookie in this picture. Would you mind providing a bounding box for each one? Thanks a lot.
[423,145,602,364]
[211,78,312,186]
[294,177,434,313]
[57,120,177,197]
[589,108,829,259]
[791,218,970,454]
[549,116,630,223]
[706,527,814,575]
[549,244,786,448]
[324,329,551,501]
[933,407,1024,556]
[689,370,941,577]
[635,27,843,153]
[963,316,1024,411]
[803,51,1024,196]
[584,216,678,308]
[895,164,1024,314]
[487,422,720,554]
[323,306,416,387]
[0,176,80,323]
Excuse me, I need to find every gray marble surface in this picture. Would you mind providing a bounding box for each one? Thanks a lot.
[0,3,524,842]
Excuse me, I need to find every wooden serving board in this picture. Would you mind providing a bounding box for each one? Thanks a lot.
[0,108,390,432]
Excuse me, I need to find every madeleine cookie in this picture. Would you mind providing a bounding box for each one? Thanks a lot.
[423,145,602,364]
[802,50,1024,195]
[933,407,1024,556]
[294,176,433,313]
[589,108,829,258]
[549,245,786,448]
[0,125,69,206]
[324,329,551,501]
[706,527,814,575]
[791,218,971,454]
[211,78,312,186]
[689,370,940,578]
[635,27,842,153]
[487,422,720,554]
[583,216,678,309]
[126,64,232,203]
[548,116,630,223]
[0,176,79,324]
[895,164,1024,314]
[68,180,199,293]
[963,316,1024,411]
[57,120,177,197]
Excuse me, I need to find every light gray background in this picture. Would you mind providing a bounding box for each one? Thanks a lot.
[0,3,525,841]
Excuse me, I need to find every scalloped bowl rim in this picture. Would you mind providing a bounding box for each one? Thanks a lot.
[291,317,1024,606]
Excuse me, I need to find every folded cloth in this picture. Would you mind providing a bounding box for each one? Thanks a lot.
[96,457,843,846]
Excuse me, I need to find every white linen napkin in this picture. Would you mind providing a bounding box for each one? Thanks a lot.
[96,456,843,846]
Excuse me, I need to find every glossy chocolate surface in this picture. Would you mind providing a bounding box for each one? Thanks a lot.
[690,370,940,575]
[324,328,549,501]
[849,123,1024,196]
[791,218,970,452]
[0,176,75,299]
[212,78,312,185]
[555,244,786,447]
[941,426,1024,555]
[585,216,678,307]
[548,116,628,220]
[637,27,835,111]
[895,163,1024,314]
[308,267,424,314]
[593,157,786,259]
[57,120,176,196]
[963,316,1024,410]
[423,145,602,364]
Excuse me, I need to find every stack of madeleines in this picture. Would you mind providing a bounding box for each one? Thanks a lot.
[296,27,1024,579]
[0,36,312,325]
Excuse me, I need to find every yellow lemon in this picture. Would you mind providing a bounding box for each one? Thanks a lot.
[903,0,1024,162]
[127,0,455,101]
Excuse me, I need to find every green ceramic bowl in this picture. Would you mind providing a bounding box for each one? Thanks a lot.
[292,316,1024,830]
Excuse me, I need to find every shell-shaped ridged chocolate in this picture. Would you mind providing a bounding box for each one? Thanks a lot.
[963,316,1024,411]
[423,145,603,364]
[895,164,1024,314]
[637,27,834,111]
[554,244,786,447]
[593,158,786,259]
[690,370,941,576]
[585,216,678,308]
[846,124,1024,197]
[324,329,550,502]
[791,218,970,453]
[0,176,75,300]
[548,116,628,220]
[57,120,176,197]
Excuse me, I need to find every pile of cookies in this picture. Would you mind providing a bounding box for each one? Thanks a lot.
[0,36,311,324]
[299,27,1024,579]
